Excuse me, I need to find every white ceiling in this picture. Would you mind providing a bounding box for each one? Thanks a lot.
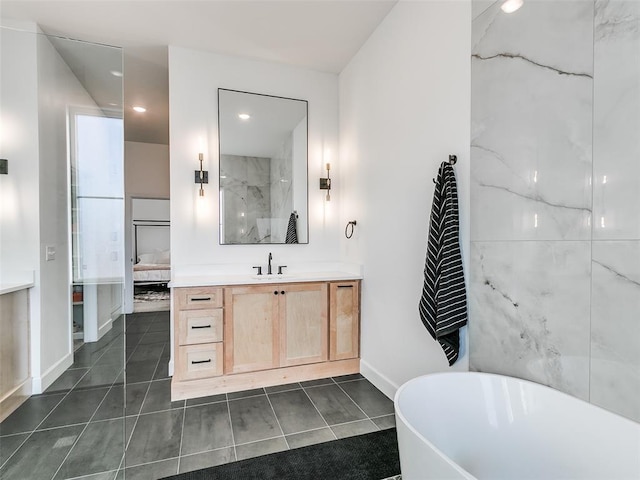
[1,1,398,145]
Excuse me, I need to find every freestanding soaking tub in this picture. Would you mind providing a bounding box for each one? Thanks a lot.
[394,372,640,479]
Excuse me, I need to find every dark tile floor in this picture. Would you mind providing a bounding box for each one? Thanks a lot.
[0,311,396,480]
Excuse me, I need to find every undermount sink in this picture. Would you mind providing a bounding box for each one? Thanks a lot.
[250,274,295,280]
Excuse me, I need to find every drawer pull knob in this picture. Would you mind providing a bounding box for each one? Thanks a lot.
[191,359,212,364]
[191,297,212,302]
[191,325,212,329]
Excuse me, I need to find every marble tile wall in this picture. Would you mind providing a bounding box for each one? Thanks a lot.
[220,155,271,243]
[270,134,294,243]
[470,0,640,421]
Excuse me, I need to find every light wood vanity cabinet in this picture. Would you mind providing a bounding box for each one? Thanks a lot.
[329,281,360,361]
[224,283,328,374]
[173,286,224,381]
[172,279,360,400]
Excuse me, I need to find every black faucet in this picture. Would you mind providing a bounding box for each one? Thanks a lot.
[267,252,273,275]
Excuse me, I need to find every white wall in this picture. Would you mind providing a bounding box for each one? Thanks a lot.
[0,23,40,283]
[168,47,340,269]
[36,33,106,390]
[339,1,472,398]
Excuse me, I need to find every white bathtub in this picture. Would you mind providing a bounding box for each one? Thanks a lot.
[394,372,640,480]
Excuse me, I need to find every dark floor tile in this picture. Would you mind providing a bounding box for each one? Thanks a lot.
[120,458,178,479]
[304,384,367,425]
[331,419,378,439]
[372,414,396,430]
[0,433,29,465]
[125,410,184,467]
[227,388,264,400]
[54,419,124,479]
[76,364,123,389]
[73,470,118,480]
[178,447,235,473]
[338,379,394,417]
[39,388,109,429]
[268,389,326,435]
[152,359,170,380]
[138,332,169,345]
[0,425,84,479]
[146,319,170,333]
[180,403,232,456]
[93,348,125,368]
[128,343,164,363]
[140,379,184,414]
[265,382,301,394]
[285,428,335,449]
[228,395,281,445]
[0,393,65,435]
[300,378,334,388]
[186,394,226,407]
[92,386,126,421]
[332,373,364,383]
[45,368,89,393]
[125,322,151,334]
[93,382,148,422]
[125,360,158,383]
[235,437,287,461]
[72,345,110,369]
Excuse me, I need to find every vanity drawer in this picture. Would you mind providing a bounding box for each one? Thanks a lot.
[178,309,223,345]
[175,343,223,381]
[175,287,223,310]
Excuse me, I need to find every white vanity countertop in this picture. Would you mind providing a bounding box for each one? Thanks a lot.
[0,271,35,295]
[170,270,362,288]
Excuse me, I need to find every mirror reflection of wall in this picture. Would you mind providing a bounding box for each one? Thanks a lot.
[218,89,308,244]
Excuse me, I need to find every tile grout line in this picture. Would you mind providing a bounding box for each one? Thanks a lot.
[175,405,187,474]
[332,379,380,430]
[49,369,124,480]
[263,392,291,451]
[298,386,338,441]
[223,396,238,463]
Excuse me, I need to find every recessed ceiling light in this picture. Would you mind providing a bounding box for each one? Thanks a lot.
[132,106,146,113]
[238,113,251,120]
[110,70,123,77]
[501,0,523,13]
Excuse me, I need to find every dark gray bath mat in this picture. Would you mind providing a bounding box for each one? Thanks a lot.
[162,428,400,480]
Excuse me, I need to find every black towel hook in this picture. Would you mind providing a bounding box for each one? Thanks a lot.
[433,154,458,183]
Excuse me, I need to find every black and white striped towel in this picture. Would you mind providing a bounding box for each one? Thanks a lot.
[285,212,298,244]
[418,161,467,366]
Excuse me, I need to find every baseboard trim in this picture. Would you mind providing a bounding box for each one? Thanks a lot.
[34,351,73,394]
[98,317,113,340]
[172,358,360,401]
[0,379,32,422]
[360,359,400,401]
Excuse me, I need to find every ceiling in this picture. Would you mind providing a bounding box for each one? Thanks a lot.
[1,1,398,145]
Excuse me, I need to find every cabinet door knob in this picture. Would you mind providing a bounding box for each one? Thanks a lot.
[281,290,285,295]
[274,291,279,295]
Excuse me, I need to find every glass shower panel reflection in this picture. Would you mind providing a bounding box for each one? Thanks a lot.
[0,27,125,479]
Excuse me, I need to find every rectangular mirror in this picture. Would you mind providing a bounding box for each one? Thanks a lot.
[218,88,308,244]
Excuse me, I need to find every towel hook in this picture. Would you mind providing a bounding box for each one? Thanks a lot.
[433,154,458,183]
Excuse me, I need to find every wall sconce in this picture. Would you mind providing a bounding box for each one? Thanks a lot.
[194,153,208,196]
[0,159,7,175]
[319,162,331,201]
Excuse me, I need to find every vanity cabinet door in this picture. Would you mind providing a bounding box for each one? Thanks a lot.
[329,281,360,361]
[224,286,280,374]
[279,283,328,367]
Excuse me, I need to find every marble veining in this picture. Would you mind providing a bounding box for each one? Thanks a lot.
[471,0,640,422]
[469,242,591,400]
[471,0,594,241]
